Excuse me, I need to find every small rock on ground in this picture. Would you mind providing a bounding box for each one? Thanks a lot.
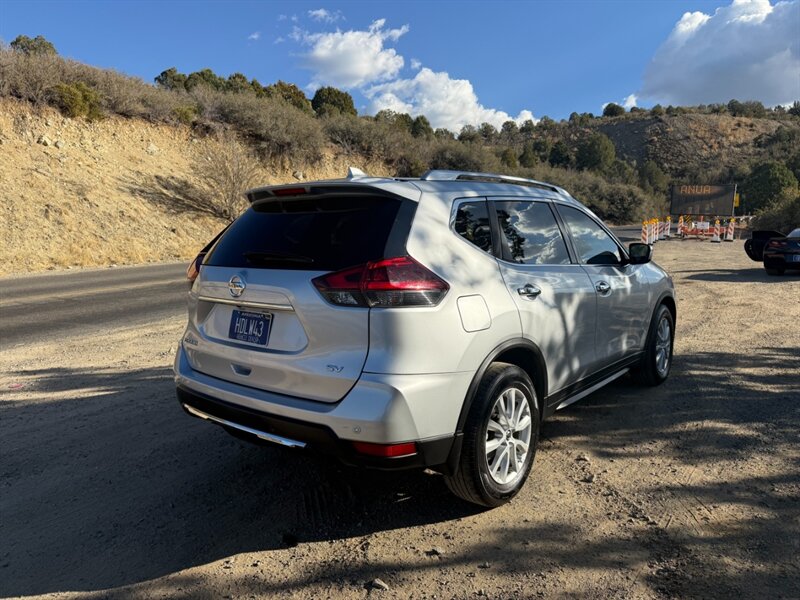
[370,578,389,590]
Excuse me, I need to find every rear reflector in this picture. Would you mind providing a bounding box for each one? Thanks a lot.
[352,441,418,458]
[312,256,448,308]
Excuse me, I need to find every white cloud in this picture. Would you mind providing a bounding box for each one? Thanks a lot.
[300,19,409,89]
[410,58,422,70]
[366,68,535,131]
[274,36,285,44]
[278,14,287,21]
[308,8,343,23]
[623,94,637,109]
[641,0,800,106]
[247,31,260,41]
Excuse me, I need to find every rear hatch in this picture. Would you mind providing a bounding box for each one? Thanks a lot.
[185,189,416,403]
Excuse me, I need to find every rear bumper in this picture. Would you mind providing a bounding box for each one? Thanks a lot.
[764,252,800,268]
[174,346,469,470]
[177,385,455,470]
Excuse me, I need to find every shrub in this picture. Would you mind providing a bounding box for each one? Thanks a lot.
[54,82,103,121]
[603,103,625,118]
[576,133,615,171]
[323,113,373,155]
[10,35,57,56]
[750,190,800,232]
[263,80,312,113]
[651,104,665,117]
[411,115,433,139]
[743,162,799,212]
[173,104,198,125]
[519,143,537,168]
[548,140,571,168]
[639,160,669,194]
[209,91,324,164]
[0,49,64,104]
[500,147,518,168]
[429,142,490,171]
[311,86,357,117]
[192,132,262,220]
[154,67,187,91]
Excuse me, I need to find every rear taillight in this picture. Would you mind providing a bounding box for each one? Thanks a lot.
[186,251,206,284]
[312,256,449,308]
[768,240,786,247]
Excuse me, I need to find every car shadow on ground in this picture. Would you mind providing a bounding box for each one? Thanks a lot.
[1,348,798,597]
[673,266,800,282]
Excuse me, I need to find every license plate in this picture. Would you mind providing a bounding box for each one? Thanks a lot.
[228,310,272,345]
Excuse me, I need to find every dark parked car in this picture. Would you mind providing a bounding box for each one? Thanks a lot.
[762,228,800,275]
[744,230,784,262]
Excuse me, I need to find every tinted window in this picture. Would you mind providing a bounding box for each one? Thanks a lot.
[205,196,407,271]
[558,206,623,265]
[454,201,493,253]
[494,201,570,265]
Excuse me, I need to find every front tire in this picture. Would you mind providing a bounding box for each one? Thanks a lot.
[445,363,540,507]
[635,304,674,386]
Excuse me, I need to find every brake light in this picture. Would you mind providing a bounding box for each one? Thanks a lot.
[273,187,308,197]
[312,256,449,308]
[186,251,206,284]
[768,240,786,247]
[352,441,417,458]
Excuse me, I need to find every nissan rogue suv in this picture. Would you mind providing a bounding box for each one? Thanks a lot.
[174,169,676,507]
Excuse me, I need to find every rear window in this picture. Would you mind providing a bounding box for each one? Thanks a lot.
[205,196,411,271]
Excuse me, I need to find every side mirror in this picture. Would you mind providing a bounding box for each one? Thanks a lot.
[628,242,652,265]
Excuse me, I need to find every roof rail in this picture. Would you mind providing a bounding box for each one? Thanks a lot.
[420,170,563,194]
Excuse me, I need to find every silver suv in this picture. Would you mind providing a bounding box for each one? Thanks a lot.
[175,169,675,507]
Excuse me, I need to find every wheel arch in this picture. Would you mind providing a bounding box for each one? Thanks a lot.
[456,339,548,433]
[443,338,547,477]
[659,292,676,325]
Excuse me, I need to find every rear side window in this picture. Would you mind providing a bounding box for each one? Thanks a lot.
[205,196,409,271]
[494,201,571,265]
[454,201,493,253]
[558,205,623,265]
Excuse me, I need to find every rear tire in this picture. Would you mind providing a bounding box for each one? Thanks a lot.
[444,363,540,507]
[634,304,674,386]
[765,266,784,276]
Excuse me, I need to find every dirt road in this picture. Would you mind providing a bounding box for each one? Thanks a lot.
[1,240,798,599]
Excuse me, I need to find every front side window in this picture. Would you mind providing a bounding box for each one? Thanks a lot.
[454,201,493,253]
[494,201,570,265]
[558,205,624,265]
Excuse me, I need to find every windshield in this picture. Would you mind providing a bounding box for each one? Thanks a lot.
[788,228,800,238]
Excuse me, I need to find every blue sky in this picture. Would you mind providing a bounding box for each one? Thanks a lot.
[2,0,798,130]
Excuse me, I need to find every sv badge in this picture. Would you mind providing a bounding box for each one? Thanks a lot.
[326,365,344,373]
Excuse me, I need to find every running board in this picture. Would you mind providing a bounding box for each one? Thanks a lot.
[183,403,307,448]
[555,368,630,411]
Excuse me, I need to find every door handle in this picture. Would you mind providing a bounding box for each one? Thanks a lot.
[517,283,542,299]
[595,281,611,294]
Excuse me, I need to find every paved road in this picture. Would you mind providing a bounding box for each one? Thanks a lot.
[0,263,188,348]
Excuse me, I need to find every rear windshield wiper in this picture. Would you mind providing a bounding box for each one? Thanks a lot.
[243,251,315,266]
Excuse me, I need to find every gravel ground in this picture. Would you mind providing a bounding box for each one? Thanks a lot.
[1,240,798,600]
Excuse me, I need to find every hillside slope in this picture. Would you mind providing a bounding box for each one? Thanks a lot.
[0,99,389,276]
[597,113,794,176]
